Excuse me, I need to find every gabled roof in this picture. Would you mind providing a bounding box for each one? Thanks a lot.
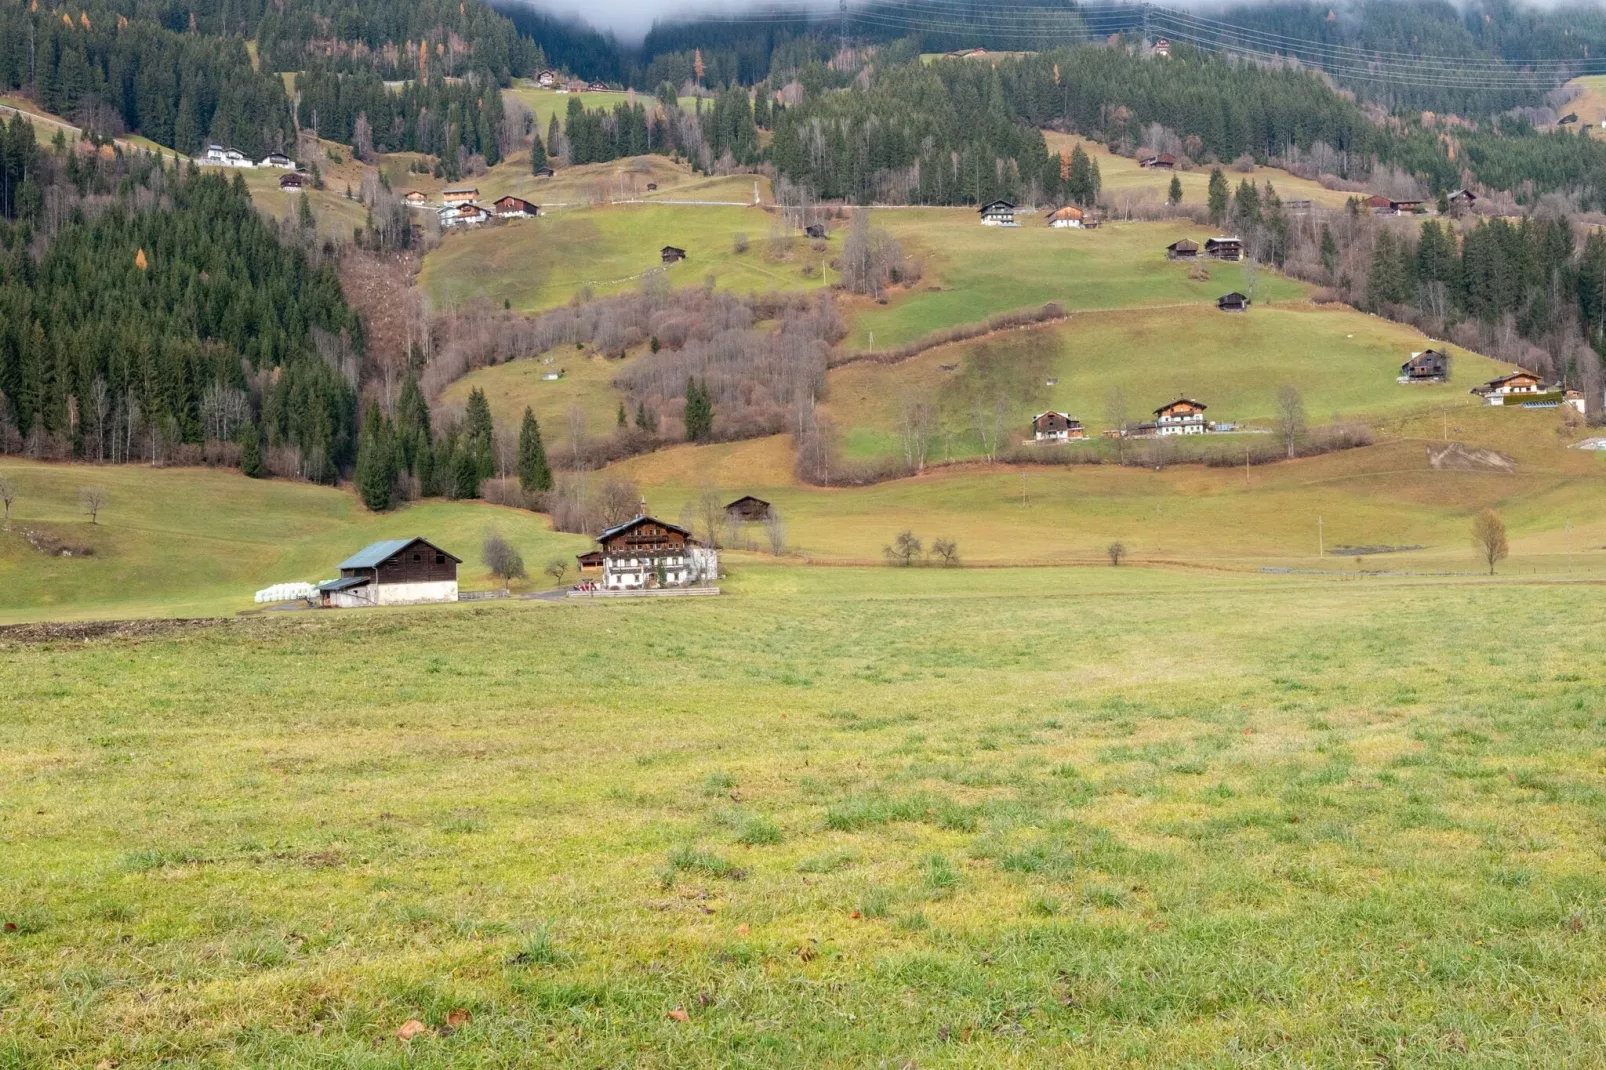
[1168,238,1199,250]
[1155,398,1207,415]
[1205,235,1241,244]
[597,515,694,541]
[1218,291,1249,302]
[1032,410,1077,423]
[1046,206,1083,221]
[978,199,1016,213]
[338,537,461,570]
[726,495,771,508]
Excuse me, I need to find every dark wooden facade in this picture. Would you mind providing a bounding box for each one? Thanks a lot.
[661,246,686,263]
[576,550,604,573]
[725,495,772,522]
[1205,237,1243,261]
[1217,291,1250,312]
[598,516,693,556]
[1167,238,1199,259]
[1401,350,1449,381]
[339,537,460,585]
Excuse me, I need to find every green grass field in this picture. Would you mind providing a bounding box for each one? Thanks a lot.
[419,202,828,312]
[828,305,1510,461]
[843,214,1307,350]
[6,568,1606,1065]
[0,463,587,622]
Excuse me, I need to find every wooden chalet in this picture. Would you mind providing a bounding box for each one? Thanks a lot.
[1362,193,1394,212]
[661,245,687,263]
[1204,236,1243,261]
[1391,198,1424,214]
[493,196,539,218]
[439,202,490,227]
[978,199,1017,226]
[725,495,773,522]
[575,550,604,574]
[1152,37,1171,57]
[1153,398,1208,435]
[534,165,555,178]
[1046,206,1084,228]
[805,223,827,238]
[1448,188,1477,212]
[1216,291,1250,313]
[1138,152,1176,170]
[318,537,460,608]
[587,81,610,92]
[1473,370,1550,405]
[1400,349,1449,383]
[1363,194,1422,216]
[1166,237,1200,259]
[278,172,307,192]
[403,190,428,206]
[1031,411,1086,442]
[259,151,295,169]
[441,187,479,204]
[536,70,557,87]
[593,512,716,590]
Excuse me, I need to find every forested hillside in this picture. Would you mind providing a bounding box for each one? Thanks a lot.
[0,127,359,479]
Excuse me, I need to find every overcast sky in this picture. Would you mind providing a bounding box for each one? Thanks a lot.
[513,0,837,41]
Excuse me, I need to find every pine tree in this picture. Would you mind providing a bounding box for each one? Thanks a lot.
[685,377,713,441]
[530,133,547,173]
[617,401,627,427]
[1207,167,1229,225]
[355,402,397,511]
[240,421,264,478]
[1320,225,1339,279]
[1168,174,1183,205]
[464,386,495,481]
[517,406,551,492]
[635,400,653,431]
[452,445,481,499]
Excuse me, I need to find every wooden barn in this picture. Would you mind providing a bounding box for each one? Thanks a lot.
[1204,237,1243,261]
[403,190,428,206]
[1217,291,1250,313]
[661,245,687,263]
[442,187,479,205]
[1045,206,1084,228]
[1400,349,1449,383]
[1166,238,1200,260]
[534,165,555,178]
[1031,411,1086,442]
[725,495,772,522]
[575,550,604,574]
[278,172,307,192]
[493,196,539,218]
[318,537,460,608]
[1138,152,1176,169]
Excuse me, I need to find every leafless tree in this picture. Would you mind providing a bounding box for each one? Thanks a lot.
[883,530,922,566]
[732,232,749,254]
[1107,540,1127,566]
[544,558,570,586]
[1276,385,1307,459]
[79,485,107,524]
[898,393,936,473]
[1472,508,1509,575]
[0,476,14,529]
[567,403,587,468]
[352,112,375,161]
[930,537,959,566]
[482,528,527,591]
[1104,387,1130,463]
[201,384,251,443]
[595,478,642,528]
[89,377,110,461]
[763,509,786,555]
[698,487,726,548]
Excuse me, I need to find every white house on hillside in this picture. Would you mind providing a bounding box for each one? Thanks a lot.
[199,144,253,167]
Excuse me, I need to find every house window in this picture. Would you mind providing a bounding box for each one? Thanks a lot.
[436,554,446,565]
[413,553,421,561]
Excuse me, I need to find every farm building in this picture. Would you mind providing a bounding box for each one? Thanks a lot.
[593,513,717,591]
[1152,37,1171,57]
[661,246,687,263]
[725,495,772,522]
[1473,370,1551,404]
[978,200,1018,226]
[1138,152,1176,169]
[493,196,539,218]
[1400,349,1449,383]
[1217,291,1250,313]
[1448,189,1477,212]
[587,81,610,91]
[259,152,294,169]
[1364,194,1424,216]
[1154,398,1209,435]
[534,166,555,178]
[441,187,479,205]
[439,203,490,227]
[805,223,827,238]
[199,144,252,167]
[318,537,460,608]
[1032,411,1086,442]
[278,172,307,192]
[537,70,557,86]
[1166,238,1200,260]
[403,190,428,206]
[1045,206,1084,228]
[646,182,658,191]
[1204,237,1243,261]
[575,550,604,574]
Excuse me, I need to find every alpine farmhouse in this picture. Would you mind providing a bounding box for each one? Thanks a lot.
[317,538,461,608]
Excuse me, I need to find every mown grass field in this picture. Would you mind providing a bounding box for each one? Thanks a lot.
[828,305,1510,461]
[439,349,637,440]
[5,568,1606,1066]
[419,202,827,312]
[0,462,587,623]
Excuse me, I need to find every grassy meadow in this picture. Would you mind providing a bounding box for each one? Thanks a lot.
[0,462,587,623]
[5,568,1606,1066]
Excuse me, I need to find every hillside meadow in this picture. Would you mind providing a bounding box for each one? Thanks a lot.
[4,568,1606,1065]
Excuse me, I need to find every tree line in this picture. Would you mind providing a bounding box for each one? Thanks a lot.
[296,66,508,176]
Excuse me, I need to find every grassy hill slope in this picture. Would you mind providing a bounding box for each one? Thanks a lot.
[0,463,587,623]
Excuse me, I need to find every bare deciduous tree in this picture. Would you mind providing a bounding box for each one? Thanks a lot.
[483,528,527,590]
[1276,384,1307,459]
[567,404,587,468]
[764,509,786,555]
[1104,387,1129,463]
[1472,508,1509,575]
[0,476,14,529]
[595,478,642,529]
[698,487,725,548]
[898,393,936,473]
[1107,540,1127,566]
[80,485,107,524]
[883,530,922,566]
[930,537,959,566]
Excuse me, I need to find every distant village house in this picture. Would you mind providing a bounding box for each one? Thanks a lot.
[1399,349,1449,383]
[1166,238,1200,260]
[1032,411,1086,442]
[1204,236,1243,261]
[493,196,539,218]
[537,70,557,87]
[1216,291,1250,313]
[259,152,294,169]
[593,512,717,590]
[661,245,687,263]
[1472,370,1551,405]
[1046,206,1084,228]
[199,144,252,168]
[725,495,772,522]
[441,187,479,205]
[1138,152,1176,170]
[278,172,308,192]
[318,537,460,608]
[978,200,1017,226]
[439,202,490,227]
[1153,398,1209,435]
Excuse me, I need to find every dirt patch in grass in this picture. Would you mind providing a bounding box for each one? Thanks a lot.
[0,617,231,645]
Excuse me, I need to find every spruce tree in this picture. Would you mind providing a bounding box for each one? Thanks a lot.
[685,378,713,441]
[240,421,264,478]
[464,387,495,481]
[617,401,627,427]
[355,402,396,511]
[1168,174,1183,205]
[517,406,551,492]
[1207,168,1229,226]
[531,133,548,173]
[635,400,652,431]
